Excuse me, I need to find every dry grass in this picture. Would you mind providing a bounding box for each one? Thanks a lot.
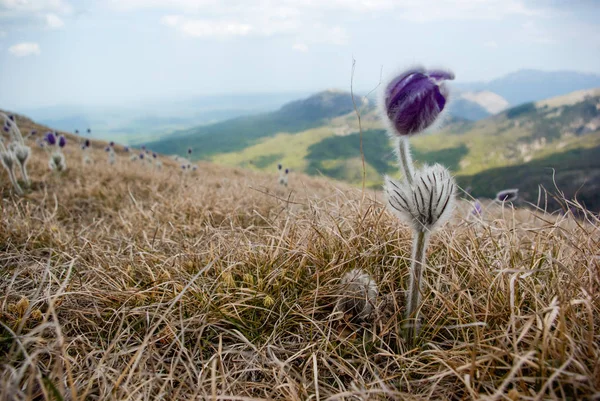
[1,117,599,400]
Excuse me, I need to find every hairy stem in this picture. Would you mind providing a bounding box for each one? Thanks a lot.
[19,163,30,187]
[397,137,414,185]
[405,229,429,346]
[7,167,23,195]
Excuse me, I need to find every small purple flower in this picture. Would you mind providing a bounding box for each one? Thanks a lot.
[105,146,111,152]
[8,115,14,121]
[2,124,9,133]
[472,201,482,216]
[383,67,454,136]
[278,164,282,170]
[85,139,90,147]
[285,168,289,174]
[30,130,36,136]
[124,146,129,152]
[181,164,186,170]
[58,135,66,148]
[45,132,56,146]
[496,188,518,203]
[110,141,115,147]
[139,153,144,159]
[187,148,192,155]
[152,152,157,158]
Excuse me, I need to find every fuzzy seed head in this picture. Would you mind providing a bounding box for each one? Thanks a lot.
[1,151,15,169]
[335,268,378,322]
[496,188,518,203]
[385,164,456,232]
[381,66,454,136]
[13,145,30,165]
[49,152,66,171]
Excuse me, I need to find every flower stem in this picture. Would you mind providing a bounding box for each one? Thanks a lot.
[7,167,23,195]
[397,137,414,185]
[405,229,429,346]
[19,163,30,187]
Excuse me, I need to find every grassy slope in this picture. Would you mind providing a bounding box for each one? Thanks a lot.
[1,115,599,399]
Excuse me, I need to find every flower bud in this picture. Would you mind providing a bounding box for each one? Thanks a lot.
[44,132,56,146]
[381,67,454,136]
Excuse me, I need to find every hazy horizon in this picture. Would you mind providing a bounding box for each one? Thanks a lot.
[1,0,599,110]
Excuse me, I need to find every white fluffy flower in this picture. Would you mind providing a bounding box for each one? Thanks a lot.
[49,151,66,172]
[385,163,456,232]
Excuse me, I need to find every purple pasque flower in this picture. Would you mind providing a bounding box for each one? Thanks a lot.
[382,66,454,136]
[496,188,518,203]
[85,139,90,147]
[472,201,482,216]
[105,146,111,152]
[278,164,282,170]
[44,131,56,146]
[30,130,36,136]
[8,115,14,121]
[285,168,289,174]
[187,147,192,155]
[124,146,129,152]
[109,141,115,147]
[152,152,157,159]
[58,135,67,148]
[2,124,8,133]
[139,153,144,160]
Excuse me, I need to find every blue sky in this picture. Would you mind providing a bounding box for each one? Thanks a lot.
[0,0,599,109]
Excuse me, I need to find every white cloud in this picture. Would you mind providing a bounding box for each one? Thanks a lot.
[292,43,308,52]
[110,0,544,21]
[8,42,40,57]
[46,13,64,29]
[161,16,253,38]
[0,0,71,14]
[521,20,557,44]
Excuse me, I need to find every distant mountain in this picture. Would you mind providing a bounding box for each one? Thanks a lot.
[455,69,600,106]
[21,92,309,145]
[147,90,368,157]
[207,88,600,211]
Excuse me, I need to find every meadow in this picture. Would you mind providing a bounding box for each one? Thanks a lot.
[1,116,599,400]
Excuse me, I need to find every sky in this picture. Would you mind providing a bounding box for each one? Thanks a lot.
[0,0,599,109]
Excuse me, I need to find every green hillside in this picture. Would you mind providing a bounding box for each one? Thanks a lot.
[151,88,600,210]
[147,90,368,158]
